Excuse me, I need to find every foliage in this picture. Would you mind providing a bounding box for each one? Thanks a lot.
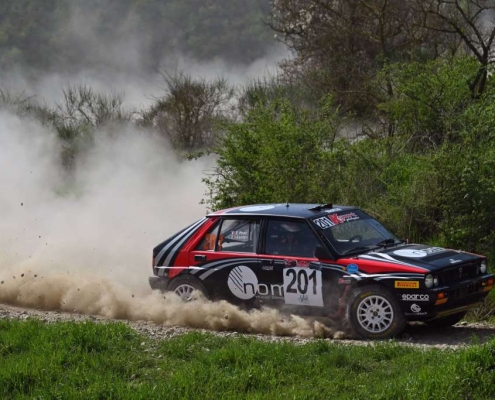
[379,57,478,149]
[203,97,340,210]
[204,55,495,254]
[323,138,443,243]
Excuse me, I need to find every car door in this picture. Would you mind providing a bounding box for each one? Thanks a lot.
[259,218,325,309]
[189,217,262,305]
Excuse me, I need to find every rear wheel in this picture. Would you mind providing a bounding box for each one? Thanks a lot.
[168,275,208,301]
[425,311,467,328]
[347,285,406,339]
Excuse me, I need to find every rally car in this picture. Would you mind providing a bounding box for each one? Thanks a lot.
[149,203,493,339]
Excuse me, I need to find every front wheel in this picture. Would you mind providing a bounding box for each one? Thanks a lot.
[168,275,208,301]
[346,285,406,339]
[425,311,467,328]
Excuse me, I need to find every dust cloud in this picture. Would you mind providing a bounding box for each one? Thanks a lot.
[0,110,335,338]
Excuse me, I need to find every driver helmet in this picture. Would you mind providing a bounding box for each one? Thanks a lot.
[280,222,301,233]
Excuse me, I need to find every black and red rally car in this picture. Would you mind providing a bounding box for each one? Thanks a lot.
[149,203,494,339]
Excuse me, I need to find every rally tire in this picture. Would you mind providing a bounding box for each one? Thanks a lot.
[168,275,209,301]
[425,311,467,328]
[346,285,406,339]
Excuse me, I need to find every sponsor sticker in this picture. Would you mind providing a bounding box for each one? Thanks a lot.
[338,278,351,285]
[405,311,428,316]
[228,266,284,300]
[401,294,429,301]
[328,212,360,225]
[410,304,421,313]
[394,280,420,289]
[323,208,342,213]
[394,247,445,258]
[313,216,334,229]
[284,259,310,268]
[283,268,323,307]
[230,230,249,241]
[346,264,359,274]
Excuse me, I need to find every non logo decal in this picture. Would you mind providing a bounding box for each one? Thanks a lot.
[338,278,351,285]
[410,304,421,313]
[394,247,444,258]
[401,294,429,301]
[283,268,323,307]
[239,205,275,212]
[394,281,420,289]
[228,266,258,300]
[346,264,359,274]
[228,265,284,300]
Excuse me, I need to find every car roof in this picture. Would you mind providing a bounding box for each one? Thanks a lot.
[208,203,357,219]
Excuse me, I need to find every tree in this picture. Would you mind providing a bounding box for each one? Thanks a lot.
[269,0,429,117]
[142,72,235,151]
[417,0,495,98]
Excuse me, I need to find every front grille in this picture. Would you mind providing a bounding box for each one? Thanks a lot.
[440,261,479,285]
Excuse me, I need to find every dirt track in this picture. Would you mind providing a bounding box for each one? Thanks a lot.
[1,302,494,349]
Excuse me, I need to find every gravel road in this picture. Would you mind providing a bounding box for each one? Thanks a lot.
[1,302,494,349]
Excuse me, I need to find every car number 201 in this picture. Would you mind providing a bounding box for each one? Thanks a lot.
[283,268,323,307]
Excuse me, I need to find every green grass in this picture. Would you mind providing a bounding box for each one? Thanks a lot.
[1,319,495,399]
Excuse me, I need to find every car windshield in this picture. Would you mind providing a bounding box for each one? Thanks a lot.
[311,209,400,255]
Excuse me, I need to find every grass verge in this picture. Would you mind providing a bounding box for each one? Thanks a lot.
[1,319,495,399]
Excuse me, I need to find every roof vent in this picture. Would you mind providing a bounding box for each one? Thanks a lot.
[308,203,333,212]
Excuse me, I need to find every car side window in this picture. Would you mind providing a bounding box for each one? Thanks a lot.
[195,219,222,251]
[264,219,320,258]
[218,219,260,253]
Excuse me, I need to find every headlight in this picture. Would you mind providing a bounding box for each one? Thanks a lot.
[481,260,487,274]
[433,276,439,286]
[425,274,434,288]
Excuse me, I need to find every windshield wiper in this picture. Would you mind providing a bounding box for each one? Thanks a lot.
[375,238,404,248]
[342,245,377,255]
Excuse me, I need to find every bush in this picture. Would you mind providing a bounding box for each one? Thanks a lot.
[203,97,340,210]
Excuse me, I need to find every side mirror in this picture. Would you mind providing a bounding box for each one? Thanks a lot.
[315,245,333,260]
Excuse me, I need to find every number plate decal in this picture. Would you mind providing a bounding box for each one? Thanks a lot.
[283,268,323,307]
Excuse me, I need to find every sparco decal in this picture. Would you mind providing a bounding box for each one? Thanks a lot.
[393,247,444,258]
[227,266,283,300]
[394,281,420,289]
[401,294,429,301]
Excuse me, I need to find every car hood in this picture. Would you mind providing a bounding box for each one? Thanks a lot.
[357,244,482,272]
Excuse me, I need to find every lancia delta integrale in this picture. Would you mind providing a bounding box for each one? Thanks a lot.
[149,204,493,339]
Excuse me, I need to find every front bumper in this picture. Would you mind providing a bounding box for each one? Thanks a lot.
[149,276,169,292]
[400,273,494,321]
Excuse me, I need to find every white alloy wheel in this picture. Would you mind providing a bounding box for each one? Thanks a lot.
[174,283,197,301]
[356,295,394,334]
